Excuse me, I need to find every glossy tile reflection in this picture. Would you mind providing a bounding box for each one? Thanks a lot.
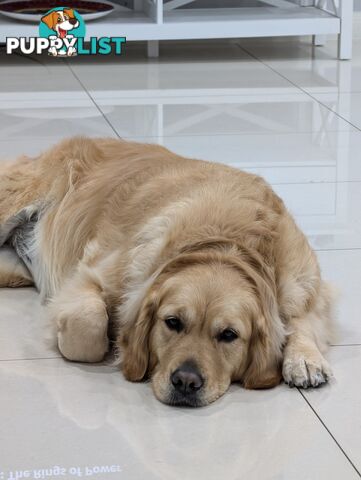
[130,131,361,184]
[318,250,361,345]
[238,38,361,94]
[313,91,361,131]
[0,97,116,158]
[274,181,361,251]
[70,41,298,95]
[98,94,355,139]
[0,52,116,158]
[0,288,59,361]
[0,50,83,94]
[0,360,358,480]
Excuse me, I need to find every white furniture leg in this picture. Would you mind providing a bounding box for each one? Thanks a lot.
[312,35,326,46]
[147,40,159,58]
[311,1,326,46]
[337,0,354,60]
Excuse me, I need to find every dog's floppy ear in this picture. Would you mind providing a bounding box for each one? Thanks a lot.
[243,313,283,389]
[41,11,57,30]
[64,8,75,19]
[233,255,284,389]
[119,294,156,382]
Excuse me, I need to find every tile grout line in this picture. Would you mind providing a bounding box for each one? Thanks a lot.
[315,248,361,252]
[237,44,361,134]
[297,388,361,478]
[270,180,361,186]
[65,60,121,140]
[0,357,114,367]
[0,356,61,362]
[46,130,358,139]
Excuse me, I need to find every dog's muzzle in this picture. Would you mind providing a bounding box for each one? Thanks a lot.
[168,360,205,407]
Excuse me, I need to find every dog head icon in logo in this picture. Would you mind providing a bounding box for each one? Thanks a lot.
[39,7,85,56]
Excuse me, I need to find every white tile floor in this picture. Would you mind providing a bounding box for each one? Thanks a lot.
[1,17,361,480]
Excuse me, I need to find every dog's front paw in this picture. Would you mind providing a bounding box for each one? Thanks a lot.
[282,351,333,388]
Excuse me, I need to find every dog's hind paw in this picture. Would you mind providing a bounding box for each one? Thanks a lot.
[52,291,109,363]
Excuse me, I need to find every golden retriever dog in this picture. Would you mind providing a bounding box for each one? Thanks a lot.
[0,137,334,407]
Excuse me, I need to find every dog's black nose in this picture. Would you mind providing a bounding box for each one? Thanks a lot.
[69,18,78,25]
[171,361,204,394]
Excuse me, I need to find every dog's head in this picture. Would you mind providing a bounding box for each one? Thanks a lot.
[118,247,285,407]
[41,9,79,38]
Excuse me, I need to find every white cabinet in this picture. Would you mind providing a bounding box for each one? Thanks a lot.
[0,0,355,59]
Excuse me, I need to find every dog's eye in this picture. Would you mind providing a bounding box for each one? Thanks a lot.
[57,17,61,22]
[217,328,238,343]
[165,316,183,333]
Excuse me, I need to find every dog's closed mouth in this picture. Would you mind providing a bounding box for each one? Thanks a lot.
[58,27,67,39]
[166,391,205,408]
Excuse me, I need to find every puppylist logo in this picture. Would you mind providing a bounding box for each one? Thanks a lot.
[6,6,126,57]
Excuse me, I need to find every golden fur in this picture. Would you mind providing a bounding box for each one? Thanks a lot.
[0,137,334,406]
